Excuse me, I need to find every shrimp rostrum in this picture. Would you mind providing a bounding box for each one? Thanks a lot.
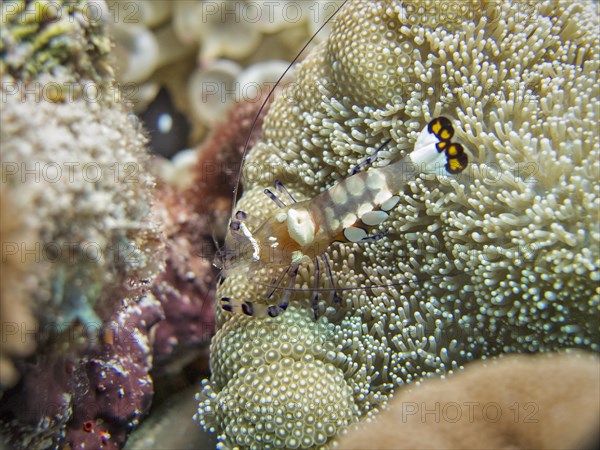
[220,117,468,319]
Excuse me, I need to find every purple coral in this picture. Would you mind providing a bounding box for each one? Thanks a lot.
[64,295,164,449]
[150,188,216,370]
[0,294,164,449]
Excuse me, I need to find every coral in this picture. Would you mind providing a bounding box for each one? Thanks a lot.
[171,0,340,63]
[0,0,113,85]
[0,292,164,449]
[150,183,216,372]
[0,0,162,399]
[197,0,600,447]
[110,23,160,84]
[108,0,344,147]
[188,58,292,138]
[187,59,244,127]
[0,1,166,446]
[0,77,164,448]
[0,190,38,392]
[336,351,600,449]
[0,81,162,332]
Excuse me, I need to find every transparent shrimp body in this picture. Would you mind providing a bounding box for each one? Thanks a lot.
[220,116,468,318]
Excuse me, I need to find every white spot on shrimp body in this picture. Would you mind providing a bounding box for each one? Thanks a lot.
[287,208,315,246]
[361,210,389,226]
[374,188,393,205]
[344,226,368,242]
[330,185,347,204]
[380,195,400,211]
[325,207,340,230]
[325,207,335,222]
[366,171,387,190]
[346,176,365,196]
[357,203,372,216]
[341,213,357,228]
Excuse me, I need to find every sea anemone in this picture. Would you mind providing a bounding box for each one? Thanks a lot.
[196,0,600,447]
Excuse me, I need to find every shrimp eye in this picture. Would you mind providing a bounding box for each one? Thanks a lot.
[230,221,241,231]
[235,210,248,220]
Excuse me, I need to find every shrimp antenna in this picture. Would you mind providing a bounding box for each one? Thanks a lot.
[229,0,349,221]
[210,228,223,269]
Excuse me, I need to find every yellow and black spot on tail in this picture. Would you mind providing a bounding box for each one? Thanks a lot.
[436,140,448,152]
[428,116,454,142]
[444,143,468,174]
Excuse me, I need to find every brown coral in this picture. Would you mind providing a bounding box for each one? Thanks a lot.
[0,190,37,392]
[336,352,600,450]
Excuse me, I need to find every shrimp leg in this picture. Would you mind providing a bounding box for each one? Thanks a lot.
[322,252,342,304]
[312,256,321,319]
[275,179,297,204]
[267,265,299,317]
[351,138,392,175]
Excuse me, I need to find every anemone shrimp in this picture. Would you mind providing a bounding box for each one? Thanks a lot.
[218,115,468,319]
